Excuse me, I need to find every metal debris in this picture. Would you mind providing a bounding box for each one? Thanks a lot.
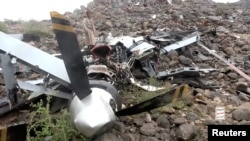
[197,42,250,82]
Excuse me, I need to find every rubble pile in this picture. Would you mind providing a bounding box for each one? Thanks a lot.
[1,0,250,141]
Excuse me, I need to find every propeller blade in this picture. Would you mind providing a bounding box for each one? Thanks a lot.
[50,11,91,100]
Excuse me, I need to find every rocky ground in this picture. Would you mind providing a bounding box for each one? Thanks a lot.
[1,0,250,141]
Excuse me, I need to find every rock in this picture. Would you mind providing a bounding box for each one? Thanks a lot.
[207,16,222,21]
[122,133,136,141]
[169,60,179,67]
[119,116,130,122]
[144,137,158,141]
[238,92,250,101]
[236,39,246,47]
[104,20,113,28]
[93,133,122,141]
[124,23,132,29]
[205,119,216,125]
[210,43,220,51]
[115,22,122,28]
[224,47,236,56]
[145,113,152,123]
[114,122,127,133]
[217,73,225,80]
[238,120,250,125]
[167,50,179,60]
[194,120,203,124]
[140,136,148,141]
[160,106,175,114]
[142,21,149,30]
[195,95,207,104]
[186,112,198,121]
[140,123,157,136]
[156,115,170,129]
[194,88,204,94]
[232,102,250,121]
[176,124,197,141]
[227,72,238,79]
[241,44,250,51]
[134,118,145,127]
[236,82,249,93]
[160,55,170,63]
[178,55,193,65]
[128,126,137,133]
[173,117,187,125]
[213,97,222,104]
[227,95,242,106]
[225,104,234,113]
[244,61,250,70]
[216,26,229,34]
[159,133,171,141]
[204,90,211,98]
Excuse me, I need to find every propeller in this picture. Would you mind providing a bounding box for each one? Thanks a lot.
[50,12,91,100]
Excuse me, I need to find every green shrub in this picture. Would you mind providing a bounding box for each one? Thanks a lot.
[0,22,8,33]
[26,96,88,141]
[21,20,53,38]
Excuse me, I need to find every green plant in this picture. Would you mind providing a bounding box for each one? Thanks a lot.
[0,22,8,33]
[21,20,53,38]
[26,96,88,141]
[167,94,193,109]
[121,79,171,105]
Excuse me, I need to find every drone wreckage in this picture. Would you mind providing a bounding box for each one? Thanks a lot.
[0,11,249,140]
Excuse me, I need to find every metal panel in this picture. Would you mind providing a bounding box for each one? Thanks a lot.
[160,34,199,54]
[8,34,23,40]
[0,54,17,105]
[0,54,16,90]
[130,42,155,55]
[0,31,70,86]
[17,80,72,100]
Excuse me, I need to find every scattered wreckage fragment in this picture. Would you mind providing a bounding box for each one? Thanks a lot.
[156,67,217,79]
[0,33,41,75]
[158,32,200,55]
[197,42,250,82]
